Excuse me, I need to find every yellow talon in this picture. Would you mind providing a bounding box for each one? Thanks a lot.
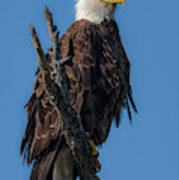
[89,140,99,156]
[86,132,101,170]
[86,132,99,156]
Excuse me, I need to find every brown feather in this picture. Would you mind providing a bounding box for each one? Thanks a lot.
[21,19,137,179]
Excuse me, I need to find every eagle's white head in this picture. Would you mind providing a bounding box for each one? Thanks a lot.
[75,0,125,24]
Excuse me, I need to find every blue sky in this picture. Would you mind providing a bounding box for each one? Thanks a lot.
[1,0,179,179]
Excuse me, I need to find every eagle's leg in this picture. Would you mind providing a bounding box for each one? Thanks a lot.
[53,145,76,180]
[86,132,101,170]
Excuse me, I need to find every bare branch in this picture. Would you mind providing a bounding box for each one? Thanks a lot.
[44,6,60,60]
[29,25,47,72]
[29,6,100,180]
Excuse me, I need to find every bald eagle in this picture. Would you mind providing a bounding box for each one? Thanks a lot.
[21,0,137,179]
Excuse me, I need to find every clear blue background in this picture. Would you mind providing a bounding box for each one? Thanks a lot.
[1,0,178,179]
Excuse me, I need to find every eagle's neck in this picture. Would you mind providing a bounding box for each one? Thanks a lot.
[75,0,116,24]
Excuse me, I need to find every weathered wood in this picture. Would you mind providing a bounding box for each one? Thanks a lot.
[29,6,100,180]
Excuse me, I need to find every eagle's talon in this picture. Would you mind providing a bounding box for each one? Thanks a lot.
[88,139,99,156]
[86,132,101,170]
[95,158,102,170]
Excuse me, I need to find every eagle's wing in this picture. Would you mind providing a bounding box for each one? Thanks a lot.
[60,19,137,145]
[21,62,62,179]
[98,20,137,126]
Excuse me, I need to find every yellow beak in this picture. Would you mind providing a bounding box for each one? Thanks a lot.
[101,0,125,5]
